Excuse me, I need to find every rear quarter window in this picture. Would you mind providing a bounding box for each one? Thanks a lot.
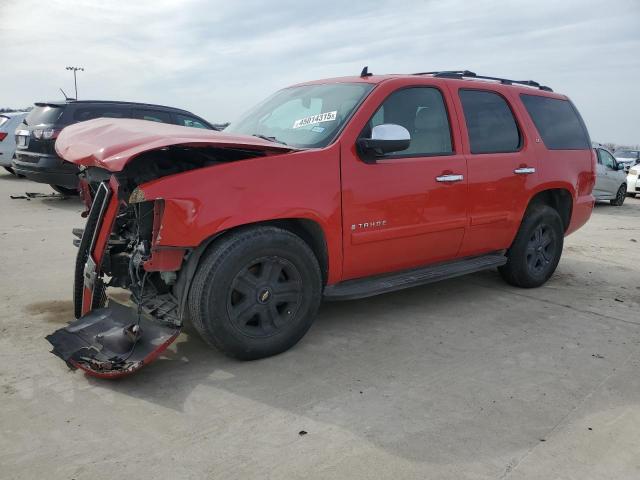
[520,94,590,150]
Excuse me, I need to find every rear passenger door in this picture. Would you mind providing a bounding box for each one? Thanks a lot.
[449,87,538,256]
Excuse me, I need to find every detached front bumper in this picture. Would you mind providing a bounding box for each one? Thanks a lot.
[46,178,182,378]
[46,300,180,378]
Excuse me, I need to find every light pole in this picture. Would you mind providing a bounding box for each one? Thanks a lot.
[65,66,84,99]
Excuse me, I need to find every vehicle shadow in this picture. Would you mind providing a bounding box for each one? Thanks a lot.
[84,258,640,464]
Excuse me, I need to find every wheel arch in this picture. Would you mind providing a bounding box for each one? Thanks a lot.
[173,217,330,322]
[526,187,573,232]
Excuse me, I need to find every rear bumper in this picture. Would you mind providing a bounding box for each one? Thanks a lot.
[566,194,595,236]
[0,150,15,167]
[12,152,79,188]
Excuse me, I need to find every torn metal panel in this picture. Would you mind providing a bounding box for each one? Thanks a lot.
[46,300,180,378]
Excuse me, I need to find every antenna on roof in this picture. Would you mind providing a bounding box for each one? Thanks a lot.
[59,88,74,101]
[360,66,373,78]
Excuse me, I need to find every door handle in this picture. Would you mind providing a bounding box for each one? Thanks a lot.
[436,174,464,183]
[514,167,536,175]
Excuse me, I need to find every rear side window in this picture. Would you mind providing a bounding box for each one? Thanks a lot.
[520,94,590,150]
[0,116,8,128]
[73,107,128,122]
[459,90,521,154]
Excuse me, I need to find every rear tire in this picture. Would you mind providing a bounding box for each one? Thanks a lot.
[499,205,564,288]
[610,184,626,206]
[188,226,322,360]
[50,184,78,196]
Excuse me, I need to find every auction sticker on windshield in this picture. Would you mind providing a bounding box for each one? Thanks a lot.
[292,111,337,129]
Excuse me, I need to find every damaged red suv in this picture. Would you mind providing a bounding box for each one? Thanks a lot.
[47,70,596,377]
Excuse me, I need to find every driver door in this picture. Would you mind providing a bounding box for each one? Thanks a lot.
[340,85,468,280]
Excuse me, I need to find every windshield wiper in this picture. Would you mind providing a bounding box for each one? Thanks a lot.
[252,134,287,146]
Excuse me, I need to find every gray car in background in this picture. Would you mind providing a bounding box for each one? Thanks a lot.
[0,111,28,175]
[594,146,628,206]
[614,149,640,172]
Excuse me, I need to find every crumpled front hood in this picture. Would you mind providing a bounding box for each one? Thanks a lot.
[55,118,297,172]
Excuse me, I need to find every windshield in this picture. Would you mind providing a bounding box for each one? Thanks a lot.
[225,83,374,148]
[614,150,639,158]
[24,105,64,126]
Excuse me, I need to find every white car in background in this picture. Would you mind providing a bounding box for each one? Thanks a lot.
[627,165,640,198]
[0,111,28,175]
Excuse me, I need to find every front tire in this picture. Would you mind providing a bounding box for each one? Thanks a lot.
[499,205,564,288]
[188,226,322,360]
[610,184,626,206]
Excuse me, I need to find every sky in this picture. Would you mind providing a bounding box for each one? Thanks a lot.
[0,0,639,145]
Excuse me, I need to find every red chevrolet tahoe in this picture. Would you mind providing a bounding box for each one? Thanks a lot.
[46,70,596,377]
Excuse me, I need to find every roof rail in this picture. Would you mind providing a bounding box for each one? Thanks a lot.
[413,70,553,92]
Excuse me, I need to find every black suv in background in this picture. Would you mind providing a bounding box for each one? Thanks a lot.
[12,100,217,194]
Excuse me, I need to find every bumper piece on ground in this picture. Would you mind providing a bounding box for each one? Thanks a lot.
[46,300,180,378]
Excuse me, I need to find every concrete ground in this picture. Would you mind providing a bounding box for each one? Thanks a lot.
[1,170,639,480]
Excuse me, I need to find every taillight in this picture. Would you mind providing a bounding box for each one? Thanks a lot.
[0,132,7,142]
[32,128,60,140]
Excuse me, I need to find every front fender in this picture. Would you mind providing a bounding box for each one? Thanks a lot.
[136,145,343,283]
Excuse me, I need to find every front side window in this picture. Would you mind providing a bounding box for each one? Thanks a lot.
[362,87,453,157]
[175,113,209,129]
[598,149,617,170]
[459,90,521,154]
[520,94,590,150]
[225,83,374,148]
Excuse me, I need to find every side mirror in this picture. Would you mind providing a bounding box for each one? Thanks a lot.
[357,124,411,161]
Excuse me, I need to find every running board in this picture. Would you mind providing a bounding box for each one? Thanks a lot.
[323,253,507,301]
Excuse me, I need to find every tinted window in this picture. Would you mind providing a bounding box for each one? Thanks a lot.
[175,113,210,129]
[520,94,590,150]
[459,90,521,154]
[133,109,171,123]
[73,107,128,122]
[25,105,64,125]
[365,87,452,156]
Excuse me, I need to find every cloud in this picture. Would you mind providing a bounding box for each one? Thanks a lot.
[1,0,638,144]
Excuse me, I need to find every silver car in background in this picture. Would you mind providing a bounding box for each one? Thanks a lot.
[594,146,628,206]
[0,111,28,175]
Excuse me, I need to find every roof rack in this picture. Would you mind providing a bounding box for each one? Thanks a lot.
[413,70,553,92]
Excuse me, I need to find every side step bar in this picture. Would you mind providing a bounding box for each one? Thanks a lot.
[323,253,507,301]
